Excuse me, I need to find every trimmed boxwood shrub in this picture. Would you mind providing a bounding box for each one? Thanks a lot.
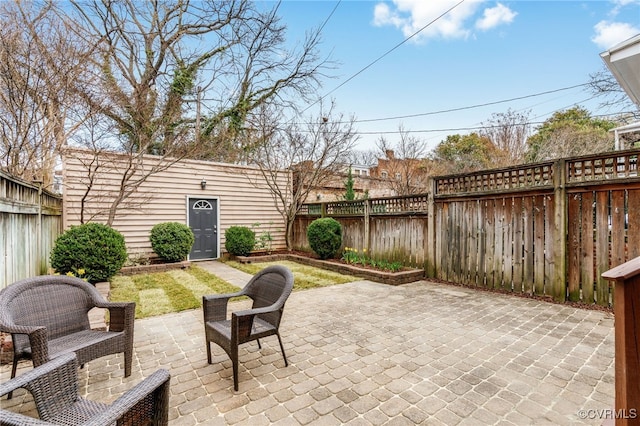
[50,223,127,283]
[307,217,342,259]
[150,222,195,262]
[225,226,255,256]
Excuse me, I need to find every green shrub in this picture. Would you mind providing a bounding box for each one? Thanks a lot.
[307,218,342,259]
[150,222,195,262]
[50,223,127,283]
[225,226,255,256]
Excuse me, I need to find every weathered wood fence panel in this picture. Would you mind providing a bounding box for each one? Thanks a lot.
[295,195,430,268]
[564,150,640,306]
[294,149,640,307]
[434,192,555,299]
[0,171,63,289]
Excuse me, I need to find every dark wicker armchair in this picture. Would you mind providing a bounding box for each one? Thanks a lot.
[0,275,135,398]
[0,353,170,425]
[203,264,294,391]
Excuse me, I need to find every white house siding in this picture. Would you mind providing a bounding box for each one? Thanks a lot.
[62,148,288,260]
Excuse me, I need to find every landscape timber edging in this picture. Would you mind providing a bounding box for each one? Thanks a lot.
[119,261,191,276]
[234,253,425,286]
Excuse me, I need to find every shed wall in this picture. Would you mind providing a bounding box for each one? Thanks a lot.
[62,148,287,260]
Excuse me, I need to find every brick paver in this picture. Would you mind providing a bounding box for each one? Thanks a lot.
[1,261,615,425]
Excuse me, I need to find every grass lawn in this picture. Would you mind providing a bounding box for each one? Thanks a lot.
[222,260,358,290]
[109,265,240,319]
[109,261,358,319]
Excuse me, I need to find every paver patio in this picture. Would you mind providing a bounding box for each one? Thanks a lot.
[1,262,615,425]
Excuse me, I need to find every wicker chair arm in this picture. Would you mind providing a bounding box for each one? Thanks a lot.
[232,306,280,341]
[94,300,133,310]
[79,369,171,426]
[0,321,45,336]
[233,305,279,318]
[0,354,72,397]
[28,328,51,366]
[104,302,136,333]
[0,353,77,399]
[203,292,243,322]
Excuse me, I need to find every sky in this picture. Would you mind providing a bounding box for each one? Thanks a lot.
[259,0,640,154]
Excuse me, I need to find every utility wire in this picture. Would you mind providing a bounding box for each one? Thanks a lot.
[355,83,593,123]
[287,81,601,127]
[298,0,466,116]
[317,0,341,34]
[353,109,633,136]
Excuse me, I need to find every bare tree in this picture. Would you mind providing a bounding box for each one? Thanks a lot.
[346,150,378,167]
[70,0,329,160]
[248,101,359,249]
[54,0,330,223]
[372,126,430,195]
[0,2,91,189]
[479,108,530,166]
[63,114,161,226]
[588,67,639,115]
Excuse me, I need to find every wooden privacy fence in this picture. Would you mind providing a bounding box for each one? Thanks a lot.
[0,171,63,289]
[294,149,640,307]
[294,194,431,269]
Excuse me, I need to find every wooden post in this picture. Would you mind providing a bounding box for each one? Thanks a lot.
[364,199,370,252]
[551,159,567,302]
[602,256,640,425]
[425,178,436,278]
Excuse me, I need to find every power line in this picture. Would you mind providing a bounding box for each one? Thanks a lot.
[352,110,634,136]
[298,0,466,116]
[317,0,341,34]
[286,81,605,127]
[354,83,593,123]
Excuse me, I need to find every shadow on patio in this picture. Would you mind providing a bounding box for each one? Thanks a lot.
[2,278,614,425]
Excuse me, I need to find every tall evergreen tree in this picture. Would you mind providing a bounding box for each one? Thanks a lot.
[343,167,355,201]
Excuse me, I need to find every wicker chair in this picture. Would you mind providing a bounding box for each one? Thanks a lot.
[0,353,170,425]
[203,264,294,391]
[0,275,135,398]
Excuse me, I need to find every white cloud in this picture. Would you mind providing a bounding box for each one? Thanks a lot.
[373,3,404,28]
[592,20,640,49]
[372,0,515,42]
[475,3,517,31]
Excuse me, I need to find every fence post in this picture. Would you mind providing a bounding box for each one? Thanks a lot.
[364,199,370,252]
[602,256,640,425]
[551,159,567,302]
[426,178,436,278]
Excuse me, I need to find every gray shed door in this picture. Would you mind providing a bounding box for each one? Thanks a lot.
[189,198,217,260]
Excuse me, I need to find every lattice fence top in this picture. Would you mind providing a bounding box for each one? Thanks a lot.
[435,163,554,195]
[299,194,430,216]
[300,150,640,210]
[567,151,638,183]
[368,195,429,214]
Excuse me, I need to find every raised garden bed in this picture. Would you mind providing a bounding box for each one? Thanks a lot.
[234,253,425,286]
[119,260,191,276]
